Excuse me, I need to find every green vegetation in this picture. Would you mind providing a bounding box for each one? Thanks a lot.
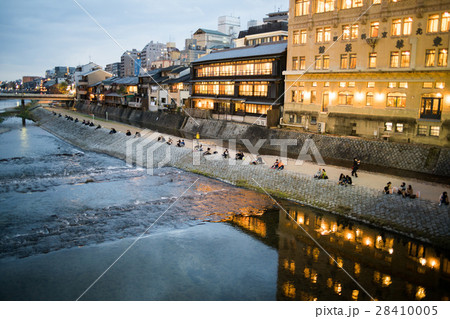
[0,100,37,125]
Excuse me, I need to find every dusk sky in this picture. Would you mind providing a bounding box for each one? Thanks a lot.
[0,0,288,81]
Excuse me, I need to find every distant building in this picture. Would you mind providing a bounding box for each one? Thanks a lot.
[218,16,241,39]
[140,41,167,72]
[193,28,232,50]
[180,38,206,64]
[54,66,69,79]
[247,19,262,28]
[120,49,140,77]
[105,62,121,77]
[22,76,40,84]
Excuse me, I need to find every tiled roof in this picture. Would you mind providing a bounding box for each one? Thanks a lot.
[195,28,229,37]
[193,42,287,64]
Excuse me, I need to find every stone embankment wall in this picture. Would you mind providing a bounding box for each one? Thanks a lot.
[33,108,450,248]
[75,102,450,177]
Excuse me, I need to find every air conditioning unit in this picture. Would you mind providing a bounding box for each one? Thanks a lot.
[318,122,326,134]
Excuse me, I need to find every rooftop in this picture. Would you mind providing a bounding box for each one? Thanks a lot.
[193,42,287,64]
[194,28,229,37]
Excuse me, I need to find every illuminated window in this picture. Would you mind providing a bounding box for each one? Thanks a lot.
[348,81,356,88]
[324,27,331,42]
[390,52,399,68]
[323,55,330,69]
[342,25,350,40]
[299,56,306,70]
[392,19,402,36]
[442,12,450,32]
[342,24,358,40]
[436,82,445,89]
[372,0,381,3]
[387,92,406,107]
[312,81,317,87]
[349,54,357,69]
[324,81,330,87]
[368,82,375,88]
[423,82,433,88]
[311,91,317,103]
[366,92,374,106]
[396,123,404,133]
[295,0,310,16]
[340,54,348,69]
[342,0,362,9]
[253,83,268,97]
[417,125,427,135]
[430,126,440,136]
[401,51,410,67]
[317,0,334,13]
[339,82,346,87]
[399,82,408,88]
[315,56,322,69]
[427,14,439,33]
[292,57,299,70]
[293,30,300,44]
[388,82,397,88]
[370,22,379,38]
[368,53,377,68]
[438,49,448,66]
[239,83,253,96]
[385,123,393,131]
[425,49,436,67]
[338,91,353,105]
[291,90,298,102]
[403,17,413,35]
[316,28,324,43]
[351,25,358,39]
[300,30,308,43]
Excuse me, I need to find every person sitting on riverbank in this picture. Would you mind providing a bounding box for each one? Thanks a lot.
[277,160,285,170]
[403,185,416,199]
[157,136,165,142]
[338,173,346,185]
[95,124,102,130]
[314,168,322,179]
[251,156,264,165]
[82,120,86,125]
[222,149,229,158]
[235,151,244,160]
[320,169,328,180]
[384,182,392,194]
[439,192,449,206]
[166,138,173,145]
[89,122,94,127]
[126,130,132,136]
[134,132,141,138]
[109,128,117,134]
[176,140,185,147]
[74,118,79,123]
[194,144,203,152]
[271,159,280,169]
[203,147,212,156]
[345,175,352,185]
[176,140,182,147]
[397,182,406,195]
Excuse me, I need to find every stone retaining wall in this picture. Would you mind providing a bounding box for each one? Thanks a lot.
[33,108,450,249]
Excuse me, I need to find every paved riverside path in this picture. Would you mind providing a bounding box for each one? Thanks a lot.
[45,106,449,203]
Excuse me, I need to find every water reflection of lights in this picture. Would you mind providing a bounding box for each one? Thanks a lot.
[354,263,361,276]
[337,257,344,268]
[352,290,359,301]
[364,238,372,246]
[334,282,342,295]
[282,282,296,299]
[388,248,394,255]
[382,275,392,287]
[416,286,426,300]
[419,258,426,266]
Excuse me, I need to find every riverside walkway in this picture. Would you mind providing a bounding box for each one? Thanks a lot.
[32,107,450,248]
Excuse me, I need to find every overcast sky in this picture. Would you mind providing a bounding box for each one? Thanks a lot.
[0,0,288,81]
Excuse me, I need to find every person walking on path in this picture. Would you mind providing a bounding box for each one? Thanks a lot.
[439,192,449,206]
[351,157,361,178]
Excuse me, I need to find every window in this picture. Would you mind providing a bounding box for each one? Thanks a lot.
[338,92,353,105]
[342,0,362,9]
[342,25,358,40]
[388,82,397,88]
[316,28,324,43]
[390,52,399,67]
[417,125,427,135]
[399,82,408,88]
[324,82,330,87]
[340,54,348,69]
[339,82,346,87]
[427,14,439,33]
[348,81,356,88]
[315,56,322,69]
[239,83,253,96]
[396,123,404,133]
[423,82,433,88]
[317,0,334,13]
[392,19,402,36]
[436,82,445,89]
[385,122,393,131]
[291,90,298,102]
[295,0,310,16]
[368,53,377,68]
[312,81,317,87]
[403,17,413,35]
[324,27,331,42]
[311,91,317,103]
[289,114,295,123]
[292,57,299,70]
[421,94,442,119]
[401,51,410,67]
[442,12,450,32]
[425,49,436,66]
[370,22,379,38]
[323,55,330,69]
[438,49,448,66]
[366,92,374,106]
[366,82,374,88]
[293,30,300,44]
[372,0,381,4]
[300,30,307,43]
[299,56,306,70]
[387,93,406,107]
[253,83,268,97]
[430,126,440,137]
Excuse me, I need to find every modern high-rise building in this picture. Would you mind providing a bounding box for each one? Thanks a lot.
[284,0,450,147]
[105,62,121,77]
[120,49,140,77]
[140,41,167,72]
[218,15,241,39]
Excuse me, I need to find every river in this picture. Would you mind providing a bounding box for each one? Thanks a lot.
[0,100,449,301]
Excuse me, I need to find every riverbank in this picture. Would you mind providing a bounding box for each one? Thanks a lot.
[32,107,450,250]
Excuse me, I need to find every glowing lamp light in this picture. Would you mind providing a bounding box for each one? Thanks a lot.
[375,93,384,102]
[430,259,437,268]
[365,238,372,246]
[346,232,353,241]
[445,95,450,104]
[329,92,337,100]
[389,248,394,255]
[198,102,202,107]
[355,92,364,101]
[419,258,426,266]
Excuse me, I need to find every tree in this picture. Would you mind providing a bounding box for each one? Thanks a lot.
[57,81,68,94]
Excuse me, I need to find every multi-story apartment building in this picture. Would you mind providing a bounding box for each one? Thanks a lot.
[120,49,141,77]
[140,41,167,72]
[190,42,287,127]
[105,62,121,77]
[284,0,450,146]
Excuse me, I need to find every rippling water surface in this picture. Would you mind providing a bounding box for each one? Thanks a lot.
[0,115,449,301]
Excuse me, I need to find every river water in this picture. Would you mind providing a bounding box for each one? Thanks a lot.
[0,100,449,301]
